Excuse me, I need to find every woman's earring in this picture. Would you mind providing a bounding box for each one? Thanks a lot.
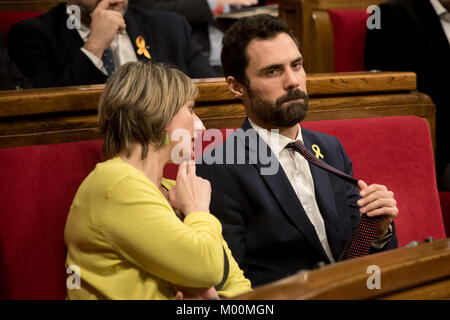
[164,133,170,146]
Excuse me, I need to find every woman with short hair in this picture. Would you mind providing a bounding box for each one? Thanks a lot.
[64,61,251,299]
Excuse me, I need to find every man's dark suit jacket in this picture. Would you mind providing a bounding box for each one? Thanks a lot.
[7,3,215,88]
[365,0,450,184]
[0,32,31,90]
[130,0,212,57]
[197,119,398,287]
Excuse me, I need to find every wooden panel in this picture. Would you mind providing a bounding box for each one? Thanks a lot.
[234,238,450,300]
[0,84,104,117]
[195,92,435,133]
[0,0,63,11]
[313,0,384,10]
[0,72,417,116]
[310,10,334,73]
[0,72,435,149]
[306,71,416,93]
[279,0,386,73]
[380,278,450,300]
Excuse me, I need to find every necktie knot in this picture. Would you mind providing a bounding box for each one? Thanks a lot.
[286,140,358,185]
[286,140,305,151]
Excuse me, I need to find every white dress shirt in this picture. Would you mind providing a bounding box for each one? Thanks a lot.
[67,5,137,75]
[429,0,450,44]
[248,119,336,263]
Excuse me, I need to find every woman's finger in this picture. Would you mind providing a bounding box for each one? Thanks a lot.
[186,161,196,176]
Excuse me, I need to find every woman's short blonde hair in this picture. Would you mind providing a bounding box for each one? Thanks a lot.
[98,61,198,160]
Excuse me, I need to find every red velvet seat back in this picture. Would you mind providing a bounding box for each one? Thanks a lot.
[0,140,103,299]
[0,136,231,299]
[328,9,370,72]
[0,12,43,43]
[302,116,446,245]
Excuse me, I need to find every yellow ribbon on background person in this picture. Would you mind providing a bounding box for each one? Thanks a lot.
[312,144,324,159]
[136,36,151,59]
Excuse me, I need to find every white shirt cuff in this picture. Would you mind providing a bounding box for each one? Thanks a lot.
[80,47,108,75]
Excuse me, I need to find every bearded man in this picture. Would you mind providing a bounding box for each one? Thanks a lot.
[196,14,399,287]
[7,0,215,88]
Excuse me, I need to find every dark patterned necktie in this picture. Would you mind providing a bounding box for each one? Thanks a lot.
[285,140,381,261]
[102,47,115,76]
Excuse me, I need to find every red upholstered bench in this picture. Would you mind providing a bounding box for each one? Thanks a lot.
[0,140,102,299]
[0,12,43,43]
[0,116,446,299]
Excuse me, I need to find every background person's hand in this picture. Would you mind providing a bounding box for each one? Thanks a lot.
[83,0,127,58]
[174,286,219,300]
[169,162,211,217]
[357,180,399,238]
[215,0,258,7]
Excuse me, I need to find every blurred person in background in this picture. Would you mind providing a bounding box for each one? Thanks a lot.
[8,0,215,88]
[130,0,259,74]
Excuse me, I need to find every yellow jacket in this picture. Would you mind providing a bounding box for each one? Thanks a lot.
[64,157,251,299]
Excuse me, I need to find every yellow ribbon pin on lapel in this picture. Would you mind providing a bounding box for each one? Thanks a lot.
[136,36,151,59]
[312,144,324,159]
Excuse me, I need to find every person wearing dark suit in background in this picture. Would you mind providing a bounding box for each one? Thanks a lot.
[0,32,31,90]
[130,0,258,74]
[7,0,215,88]
[197,15,399,287]
[365,0,450,190]
[130,0,215,59]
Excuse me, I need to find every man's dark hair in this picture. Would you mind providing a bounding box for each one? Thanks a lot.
[221,14,300,86]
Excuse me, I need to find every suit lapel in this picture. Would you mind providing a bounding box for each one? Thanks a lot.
[55,4,85,59]
[411,0,450,56]
[239,119,330,262]
[302,130,342,260]
[124,7,154,62]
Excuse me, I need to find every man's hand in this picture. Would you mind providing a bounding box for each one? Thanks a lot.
[83,0,127,58]
[357,180,398,238]
[174,286,219,300]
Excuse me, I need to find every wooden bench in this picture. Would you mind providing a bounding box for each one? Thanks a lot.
[278,0,385,73]
[235,238,450,299]
[1,71,447,299]
[0,116,446,299]
[0,72,436,150]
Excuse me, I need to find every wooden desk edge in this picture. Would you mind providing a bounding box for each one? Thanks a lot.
[0,72,417,117]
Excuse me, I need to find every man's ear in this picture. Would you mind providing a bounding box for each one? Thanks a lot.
[226,76,246,99]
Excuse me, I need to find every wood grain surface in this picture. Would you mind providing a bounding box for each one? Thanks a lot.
[0,72,435,149]
[234,238,450,300]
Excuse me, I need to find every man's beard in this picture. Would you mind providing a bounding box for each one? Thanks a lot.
[247,86,309,128]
